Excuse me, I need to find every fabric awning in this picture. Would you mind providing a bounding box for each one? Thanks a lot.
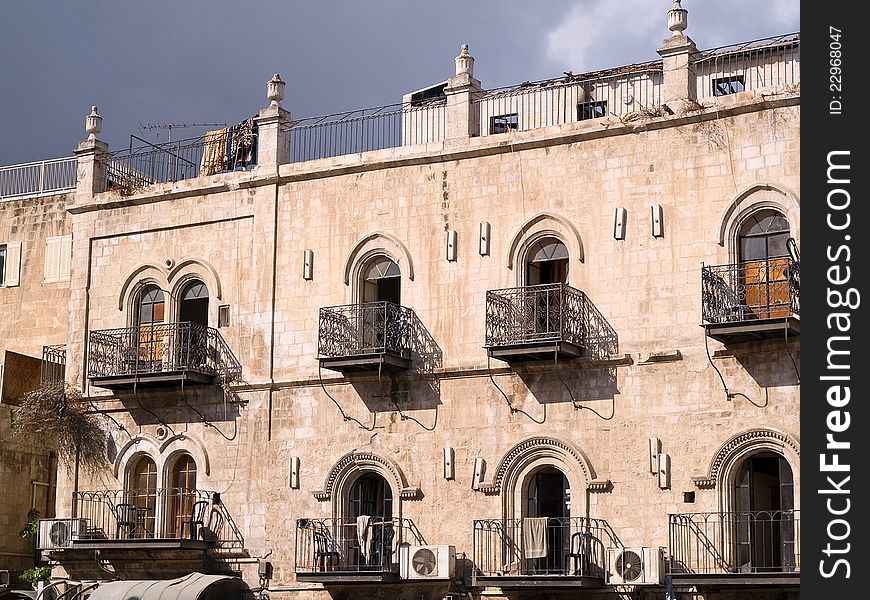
[87,572,247,600]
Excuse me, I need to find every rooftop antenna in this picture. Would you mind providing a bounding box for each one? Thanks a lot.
[138,121,227,143]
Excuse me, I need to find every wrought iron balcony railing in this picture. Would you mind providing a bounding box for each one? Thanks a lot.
[669,510,800,575]
[473,517,617,579]
[41,344,66,386]
[295,517,424,574]
[485,283,617,359]
[318,301,414,359]
[701,258,799,324]
[87,321,242,386]
[46,488,244,549]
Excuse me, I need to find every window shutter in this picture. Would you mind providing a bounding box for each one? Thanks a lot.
[5,241,21,287]
[58,236,72,280]
[44,237,60,282]
[44,235,71,283]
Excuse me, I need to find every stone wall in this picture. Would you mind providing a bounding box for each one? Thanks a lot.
[52,91,799,599]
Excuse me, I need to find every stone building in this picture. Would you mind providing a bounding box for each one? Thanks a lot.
[0,3,800,599]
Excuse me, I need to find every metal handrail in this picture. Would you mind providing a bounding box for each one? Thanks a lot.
[669,510,800,575]
[701,258,799,324]
[472,516,615,578]
[86,321,242,384]
[484,283,618,359]
[318,301,414,358]
[295,517,423,573]
[66,487,243,549]
[0,156,77,199]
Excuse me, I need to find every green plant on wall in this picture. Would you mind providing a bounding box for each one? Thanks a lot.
[19,507,41,539]
[19,565,52,587]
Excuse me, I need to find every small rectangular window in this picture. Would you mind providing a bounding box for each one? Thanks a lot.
[577,100,607,121]
[218,305,231,328]
[489,113,519,134]
[0,245,6,287]
[712,75,745,96]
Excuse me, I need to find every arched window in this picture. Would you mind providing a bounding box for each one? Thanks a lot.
[179,280,209,326]
[736,210,791,319]
[526,238,568,285]
[524,467,570,574]
[168,454,198,537]
[361,256,401,304]
[347,473,394,570]
[137,284,165,325]
[127,456,157,538]
[733,452,796,572]
[135,284,165,371]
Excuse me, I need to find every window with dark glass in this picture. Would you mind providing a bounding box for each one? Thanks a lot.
[525,467,570,574]
[347,473,394,569]
[526,238,569,285]
[713,75,745,96]
[577,100,607,120]
[179,281,209,326]
[733,452,795,571]
[490,113,519,134]
[362,256,401,304]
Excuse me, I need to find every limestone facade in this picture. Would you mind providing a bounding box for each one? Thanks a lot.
[1,10,800,600]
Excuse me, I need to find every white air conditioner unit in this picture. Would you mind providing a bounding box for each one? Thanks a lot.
[37,518,86,550]
[399,545,456,580]
[607,547,664,585]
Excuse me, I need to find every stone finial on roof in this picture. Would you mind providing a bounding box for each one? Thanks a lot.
[668,0,688,37]
[455,43,474,77]
[85,106,102,141]
[267,73,285,108]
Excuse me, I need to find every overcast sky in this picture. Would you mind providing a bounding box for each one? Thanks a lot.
[0,1,798,166]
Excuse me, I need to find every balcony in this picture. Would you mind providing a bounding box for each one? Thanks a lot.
[39,488,243,554]
[41,344,66,386]
[472,517,614,588]
[701,259,800,343]
[485,283,617,362]
[37,488,244,580]
[295,517,424,584]
[669,510,800,588]
[318,301,414,373]
[87,321,242,390]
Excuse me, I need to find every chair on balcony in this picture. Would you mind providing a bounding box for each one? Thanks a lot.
[109,501,137,539]
[178,499,208,540]
[312,524,341,571]
[565,532,605,577]
[369,521,395,569]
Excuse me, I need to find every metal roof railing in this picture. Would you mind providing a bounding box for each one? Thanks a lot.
[0,156,77,200]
